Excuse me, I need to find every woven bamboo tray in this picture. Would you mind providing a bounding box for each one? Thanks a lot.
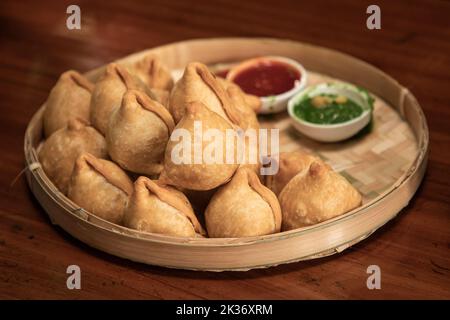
[24,38,428,271]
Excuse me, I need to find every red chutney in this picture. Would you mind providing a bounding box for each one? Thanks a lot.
[232,60,301,97]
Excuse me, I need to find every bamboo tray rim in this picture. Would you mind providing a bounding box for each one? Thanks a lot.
[24,37,429,248]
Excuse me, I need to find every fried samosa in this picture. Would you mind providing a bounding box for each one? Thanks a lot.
[161,101,239,190]
[107,89,175,176]
[68,153,133,224]
[38,118,107,194]
[90,63,151,135]
[205,167,281,238]
[43,70,94,137]
[123,176,205,237]
[279,161,362,230]
[169,62,239,124]
[131,54,173,90]
[265,150,320,196]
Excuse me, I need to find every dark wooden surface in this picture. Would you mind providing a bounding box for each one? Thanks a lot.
[0,0,449,300]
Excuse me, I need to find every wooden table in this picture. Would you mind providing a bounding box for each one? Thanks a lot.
[0,0,449,300]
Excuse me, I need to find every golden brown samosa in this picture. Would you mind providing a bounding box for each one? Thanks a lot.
[68,153,133,224]
[131,54,173,90]
[123,177,205,237]
[279,161,362,230]
[43,70,94,137]
[107,89,175,176]
[161,101,239,191]
[205,167,281,238]
[265,150,321,196]
[38,118,107,194]
[90,63,151,135]
[169,62,239,124]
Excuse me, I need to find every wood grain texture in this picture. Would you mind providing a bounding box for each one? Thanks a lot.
[0,0,449,299]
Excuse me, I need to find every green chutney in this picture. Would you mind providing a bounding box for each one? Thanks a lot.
[293,94,364,125]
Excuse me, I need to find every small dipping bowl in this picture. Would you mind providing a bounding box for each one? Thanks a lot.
[287,83,373,142]
[226,56,307,114]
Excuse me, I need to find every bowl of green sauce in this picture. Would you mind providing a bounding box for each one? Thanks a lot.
[287,83,373,142]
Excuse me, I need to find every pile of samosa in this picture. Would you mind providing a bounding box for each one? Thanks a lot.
[39,55,361,238]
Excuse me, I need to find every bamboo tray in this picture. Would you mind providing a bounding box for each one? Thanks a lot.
[24,38,429,271]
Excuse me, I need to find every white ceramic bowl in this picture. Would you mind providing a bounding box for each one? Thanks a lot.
[227,56,308,114]
[287,83,372,142]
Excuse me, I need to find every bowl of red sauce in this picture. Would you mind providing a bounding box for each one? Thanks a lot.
[226,56,307,114]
